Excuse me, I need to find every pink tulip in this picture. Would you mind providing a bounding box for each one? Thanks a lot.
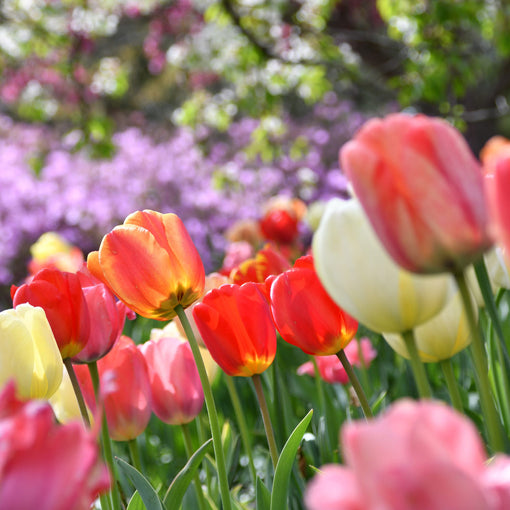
[341,113,492,274]
[72,267,134,363]
[305,399,510,510]
[139,336,204,425]
[0,382,110,510]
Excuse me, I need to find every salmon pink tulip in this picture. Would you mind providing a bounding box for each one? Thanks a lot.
[140,335,204,425]
[0,383,110,510]
[87,210,205,321]
[341,113,492,274]
[271,255,358,356]
[11,268,90,359]
[193,283,277,377]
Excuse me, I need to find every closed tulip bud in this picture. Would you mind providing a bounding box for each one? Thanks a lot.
[0,304,63,400]
[341,113,492,274]
[271,255,358,356]
[193,283,277,377]
[384,292,473,362]
[87,210,205,321]
[140,336,204,425]
[11,268,90,359]
[313,198,453,333]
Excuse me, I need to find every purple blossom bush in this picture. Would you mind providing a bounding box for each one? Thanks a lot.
[0,94,382,308]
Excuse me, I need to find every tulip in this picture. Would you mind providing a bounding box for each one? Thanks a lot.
[259,195,306,245]
[313,198,452,333]
[0,383,110,510]
[72,267,132,363]
[271,255,358,356]
[87,210,205,321]
[229,244,291,284]
[305,399,510,510]
[11,268,90,359]
[384,292,473,362]
[340,113,492,274]
[0,304,62,400]
[140,335,204,425]
[193,283,276,377]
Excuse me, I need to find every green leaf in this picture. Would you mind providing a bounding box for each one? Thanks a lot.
[270,410,313,510]
[115,457,164,510]
[163,438,213,509]
[256,477,271,510]
[127,491,145,510]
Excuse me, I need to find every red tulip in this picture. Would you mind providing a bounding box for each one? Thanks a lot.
[139,336,204,425]
[11,268,90,359]
[270,255,358,355]
[341,113,492,274]
[72,267,133,363]
[87,210,205,320]
[230,244,291,284]
[193,283,277,377]
[0,382,110,510]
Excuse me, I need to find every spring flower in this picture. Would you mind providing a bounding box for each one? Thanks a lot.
[11,268,90,359]
[384,292,473,362]
[271,255,358,355]
[340,113,492,274]
[193,283,277,377]
[87,210,205,321]
[72,267,133,363]
[259,196,306,245]
[0,304,62,399]
[0,382,110,510]
[140,335,204,425]
[305,399,510,510]
[313,198,452,333]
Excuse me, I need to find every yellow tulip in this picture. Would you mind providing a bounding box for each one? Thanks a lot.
[0,304,63,399]
[384,292,472,362]
[312,198,452,333]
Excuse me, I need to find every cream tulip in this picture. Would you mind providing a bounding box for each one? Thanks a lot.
[0,304,63,399]
[312,198,453,333]
[384,292,472,362]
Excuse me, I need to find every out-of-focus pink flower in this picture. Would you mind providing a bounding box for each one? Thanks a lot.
[72,267,134,363]
[297,338,377,385]
[0,382,110,510]
[219,241,254,276]
[139,335,204,425]
[305,399,510,510]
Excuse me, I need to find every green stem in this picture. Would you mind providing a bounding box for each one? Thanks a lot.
[224,375,257,483]
[128,439,143,473]
[64,358,90,427]
[311,357,326,415]
[440,359,463,412]
[401,330,432,399]
[356,338,371,393]
[252,374,279,469]
[181,423,208,510]
[454,270,505,452]
[88,362,122,510]
[336,350,373,418]
[176,305,232,510]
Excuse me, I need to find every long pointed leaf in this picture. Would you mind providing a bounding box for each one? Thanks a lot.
[270,410,313,510]
[256,477,271,510]
[126,491,145,510]
[163,438,213,509]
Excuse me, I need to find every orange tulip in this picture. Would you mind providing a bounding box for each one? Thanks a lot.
[341,113,492,274]
[87,210,205,320]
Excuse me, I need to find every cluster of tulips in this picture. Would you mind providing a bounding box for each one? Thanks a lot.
[3,112,510,509]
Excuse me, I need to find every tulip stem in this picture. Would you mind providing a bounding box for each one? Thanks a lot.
[454,270,505,452]
[401,330,432,399]
[252,374,279,469]
[311,357,327,416]
[175,305,232,510]
[336,350,373,419]
[64,358,90,427]
[224,375,257,484]
[181,423,208,510]
[440,359,463,412]
[88,362,122,510]
[128,439,143,473]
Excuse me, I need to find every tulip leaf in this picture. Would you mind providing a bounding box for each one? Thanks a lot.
[126,490,145,510]
[115,457,164,510]
[163,438,213,509]
[256,477,271,510]
[270,409,313,510]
